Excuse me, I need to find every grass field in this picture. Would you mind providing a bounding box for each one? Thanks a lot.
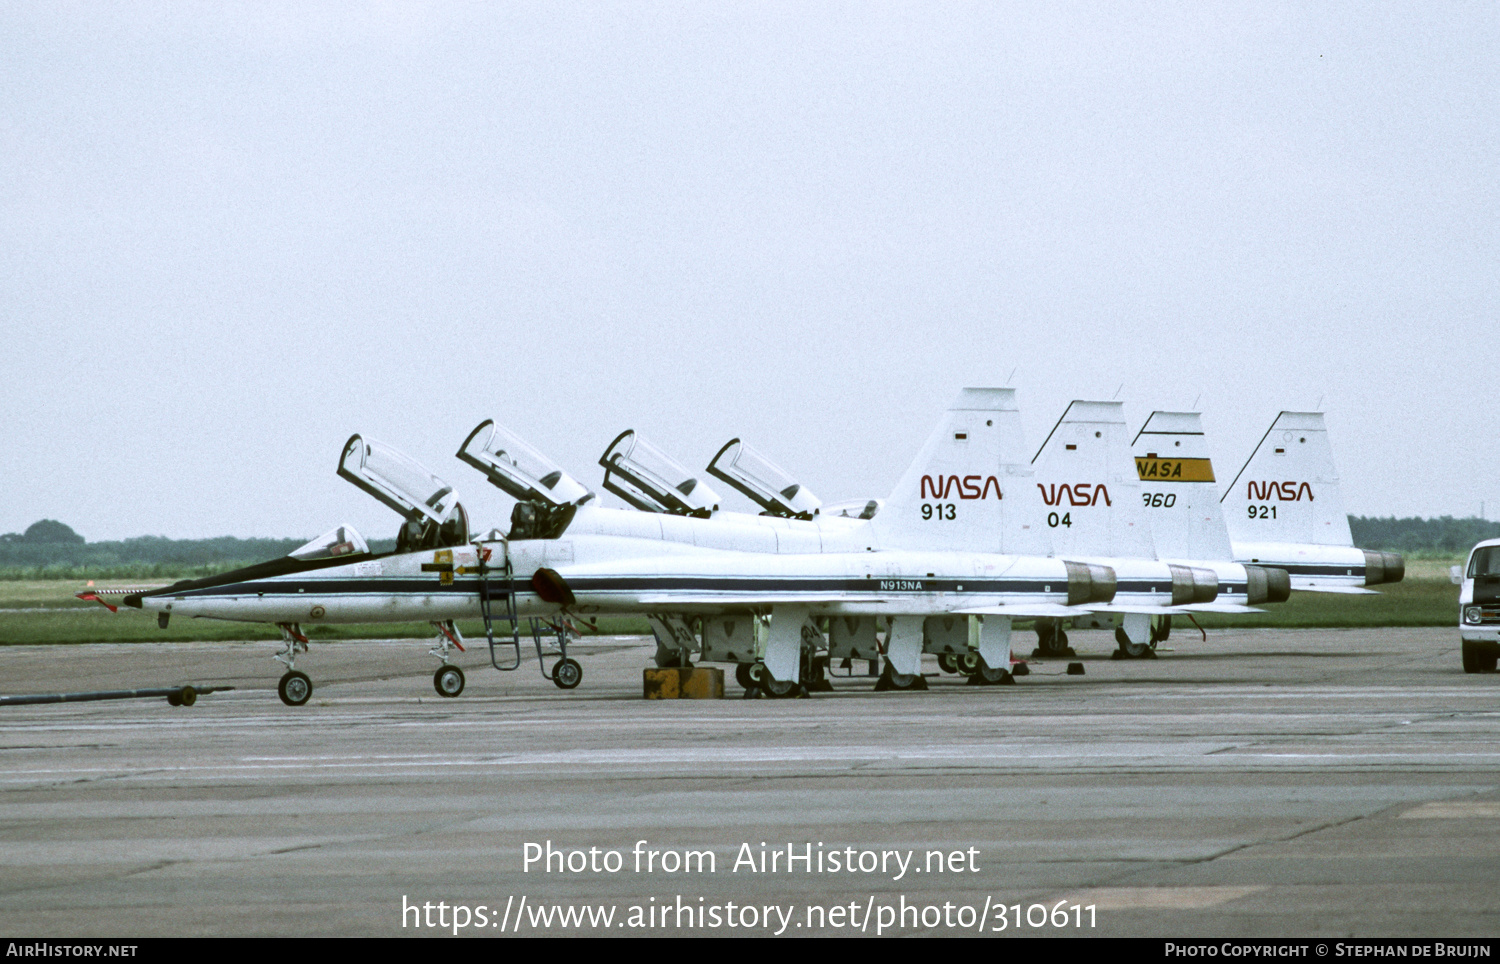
[0,562,1462,645]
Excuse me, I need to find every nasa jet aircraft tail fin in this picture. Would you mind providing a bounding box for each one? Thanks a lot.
[1031,401,1156,560]
[1221,412,1353,548]
[1221,411,1403,586]
[1131,411,1233,562]
[874,387,1050,557]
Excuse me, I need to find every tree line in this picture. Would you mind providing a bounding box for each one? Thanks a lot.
[0,521,395,579]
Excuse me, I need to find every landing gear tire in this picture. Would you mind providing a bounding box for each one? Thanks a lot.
[179,686,197,706]
[956,652,980,676]
[167,691,181,706]
[938,653,958,674]
[1114,627,1156,659]
[874,664,928,692]
[735,663,755,689]
[763,678,804,699]
[278,671,312,707]
[1034,620,1074,658]
[552,658,582,690]
[434,665,465,698]
[804,655,833,692]
[966,661,1014,686]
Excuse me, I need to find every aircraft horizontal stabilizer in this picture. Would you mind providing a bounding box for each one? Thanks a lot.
[1178,602,1265,613]
[1084,603,1192,615]
[631,593,871,606]
[954,603,1095,619]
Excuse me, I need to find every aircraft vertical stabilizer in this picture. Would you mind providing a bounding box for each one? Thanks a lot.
[1031,401,1156,560]
[1131,412,1234,562]
[875,388,1050,557]
[1222,412,1354,547]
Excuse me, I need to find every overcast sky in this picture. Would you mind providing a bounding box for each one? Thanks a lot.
[3,3,1496,542]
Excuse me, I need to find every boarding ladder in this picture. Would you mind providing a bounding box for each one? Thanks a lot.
[475,540,576,684]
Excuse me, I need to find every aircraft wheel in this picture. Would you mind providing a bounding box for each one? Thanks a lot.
[1036,624,1073,657]
[937,653,958,674]
[167,692,182,706]
[763,678,802,699]
[967,660,1013,685]
[746,662,770,687]
[1115,627,1152,659]
[553,658,582,690]
[434,665,465,698]
[278,671,312,707]
[179,686,197,706]
[956,652,980,676]
[875,664,928,692]
[735,663,755,689]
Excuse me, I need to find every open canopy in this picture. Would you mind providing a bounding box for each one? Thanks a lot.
[598,430,720,515]
[706,439,820,517]
[289,524,370,561]
[337,435,459,526]
[456,419,593,507]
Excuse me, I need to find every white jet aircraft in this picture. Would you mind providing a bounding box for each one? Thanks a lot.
[1220,412,1403,592]
[1027,401,1264,659]
[101,389,1115,704]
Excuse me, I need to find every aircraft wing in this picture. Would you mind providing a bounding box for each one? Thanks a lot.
[631,595,1100,620]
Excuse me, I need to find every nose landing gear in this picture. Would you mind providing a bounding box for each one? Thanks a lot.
[274,623,314,706]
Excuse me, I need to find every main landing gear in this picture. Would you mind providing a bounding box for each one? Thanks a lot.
[1113,615,1168,660]
[738,661,806,699]
[873,661,929,692]
[1032,619,1074,658]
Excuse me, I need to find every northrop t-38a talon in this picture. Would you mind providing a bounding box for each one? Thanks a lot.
[89,389,1118,703]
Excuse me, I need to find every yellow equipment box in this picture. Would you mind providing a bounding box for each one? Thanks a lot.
[642,667,724,700]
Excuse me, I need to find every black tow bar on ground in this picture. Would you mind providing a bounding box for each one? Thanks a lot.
[0,685,235,707]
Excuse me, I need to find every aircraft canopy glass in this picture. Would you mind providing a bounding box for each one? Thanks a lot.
[820,498,882,520]
[289,525,370,561]
[337,435,458,525]
[706,439,820,517]
[598,430,721,515]
[456,420,594,507]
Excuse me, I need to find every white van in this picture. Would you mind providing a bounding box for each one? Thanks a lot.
[1454,539,1500,673]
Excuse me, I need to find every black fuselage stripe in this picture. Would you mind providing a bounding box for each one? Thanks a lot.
[151,575,1238,600]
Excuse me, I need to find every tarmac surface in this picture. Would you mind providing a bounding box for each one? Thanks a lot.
[0,626,1496,938]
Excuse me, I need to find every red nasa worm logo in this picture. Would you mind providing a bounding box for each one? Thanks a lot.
[1036,483,1112,506]
[919,475,1003,499]
[1246,481,1314,501]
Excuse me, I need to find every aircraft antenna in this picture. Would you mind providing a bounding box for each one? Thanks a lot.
[1315,394,1325,411]
[1006,367,1017,385]
[1112,383,1123,399]
[1192,393,1201,410]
